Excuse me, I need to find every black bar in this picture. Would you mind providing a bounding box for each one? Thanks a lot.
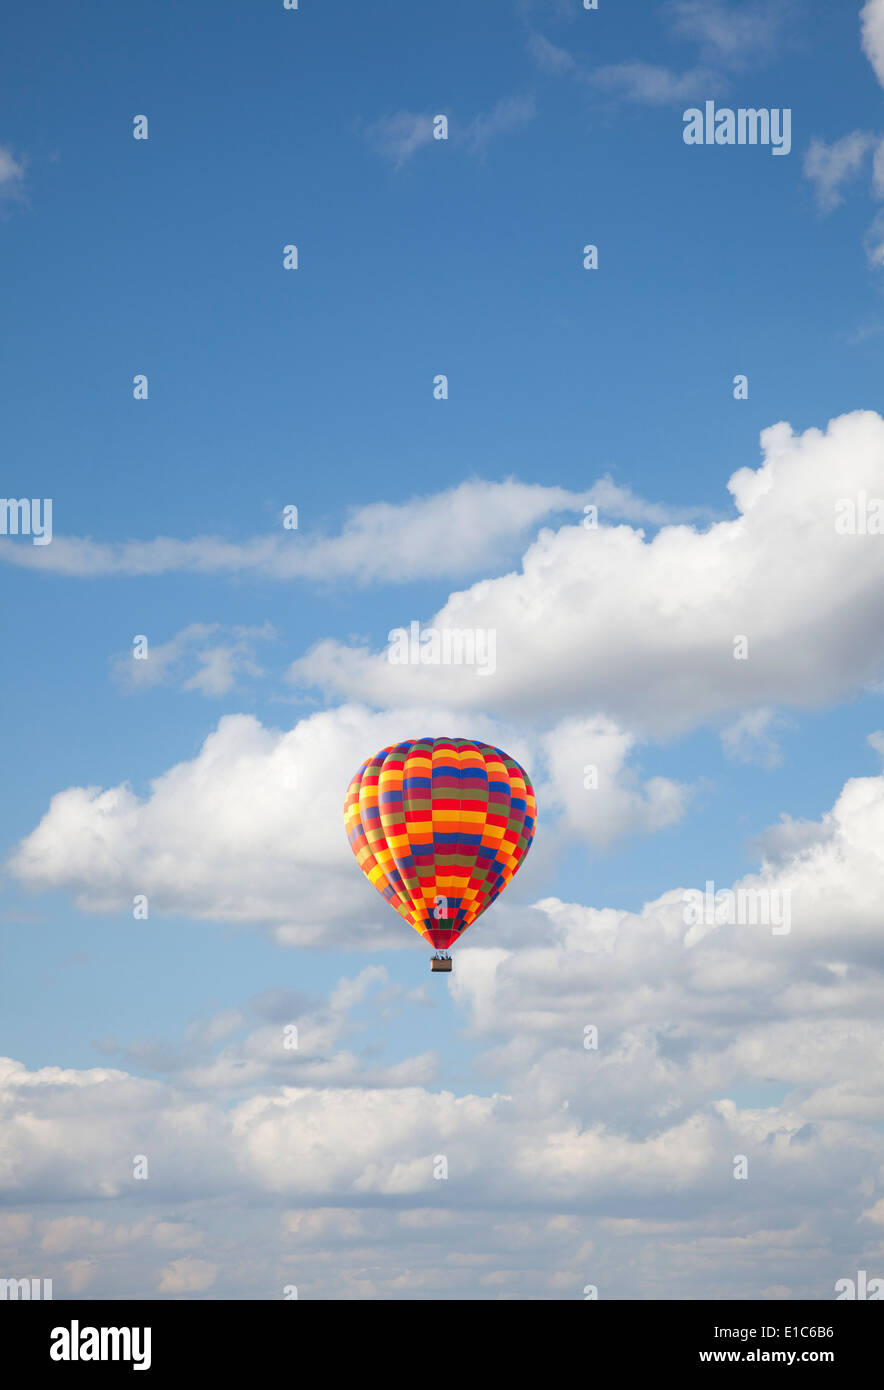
[4,1298,879,1374]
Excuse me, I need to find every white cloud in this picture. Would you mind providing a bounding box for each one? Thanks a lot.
[38,1214,199,1256]
[3,757,884,1296]
[0,1212,32,1248]
[1,758,881,1259]
[587,1,791,109]
[9,706,455,945]
[803,132,874,211]
[861,0,884,90]
[361,112,436,166]
[0,145,25,204]
[288,412,884,735]
[12,744,884,1121]
[670,0,791,68]
[463,95,536,155]
[590,62,712,105]
[527,34,575,74]
[862,1197,884,1226]
[539,716,693,847]
[100,968,441,1093]
[63,1260,99,1294]
[157,1259,218,1294]
[747,811,834,867]
[363,97,536,166]
[114,622,275,696]
[450,759,884,1144]
[863,208,884,265]
[0,480,592,584]
[720,707,787,767]
[873,137,884,197]
[586,473,716,525]
[7,704,681,939]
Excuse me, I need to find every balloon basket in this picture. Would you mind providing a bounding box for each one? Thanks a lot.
[430,958,452,972]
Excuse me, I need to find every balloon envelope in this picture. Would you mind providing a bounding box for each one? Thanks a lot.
[344,737,536,950]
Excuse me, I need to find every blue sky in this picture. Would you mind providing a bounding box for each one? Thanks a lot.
[2,0,884,1301]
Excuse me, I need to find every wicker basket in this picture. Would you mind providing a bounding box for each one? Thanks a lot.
[430,958,452,972]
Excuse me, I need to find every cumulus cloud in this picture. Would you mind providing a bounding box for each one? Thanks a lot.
[287,412,884,735]
[0,480,592,584]
[38,1215,200,1256]
[449,756,884,1149]
[2,757,884,1296]
[539,716,693,847]
[9,706,467,946]
[7,704,681,940]
[97,967,440,1093]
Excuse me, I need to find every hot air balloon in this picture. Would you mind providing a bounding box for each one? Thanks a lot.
[344,737,536,971]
